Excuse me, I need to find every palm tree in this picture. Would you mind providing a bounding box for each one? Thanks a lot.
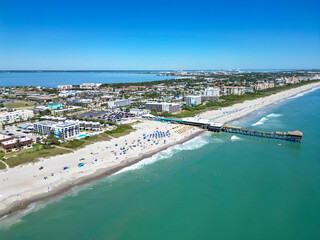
[16,139,21,151]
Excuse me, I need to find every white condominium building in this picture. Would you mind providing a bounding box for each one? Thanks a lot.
[145,102,180,113]
[220,86,245,95]
[57,85,73,90]
[185,96,202,106]
[0,110,34,124]
[204,87,220,97]
[34,121,80,139]
[107,99,131,109]
[80,83,102,89]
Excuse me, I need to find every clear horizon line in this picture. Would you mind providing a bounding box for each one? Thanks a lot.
[1,68,320,72]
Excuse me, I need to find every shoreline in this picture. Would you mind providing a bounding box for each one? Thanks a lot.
[200,82,320,124]
[0,130,205,220]
[0,81,320,220]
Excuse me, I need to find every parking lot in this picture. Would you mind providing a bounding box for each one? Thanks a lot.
[1,124,41,140]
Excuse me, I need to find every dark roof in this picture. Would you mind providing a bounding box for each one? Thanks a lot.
[77,111,106,119]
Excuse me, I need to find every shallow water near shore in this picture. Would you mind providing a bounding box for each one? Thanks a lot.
[0,88,320,239]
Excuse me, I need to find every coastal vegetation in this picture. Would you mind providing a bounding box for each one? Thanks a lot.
[0,162,5,170]
[104,124,134,138]
[3,144,71,168]
[1,124,131,168]
[61,134,111,149]
[99,71,315,89]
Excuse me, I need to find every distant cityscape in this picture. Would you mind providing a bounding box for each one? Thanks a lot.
[0,70,319,154]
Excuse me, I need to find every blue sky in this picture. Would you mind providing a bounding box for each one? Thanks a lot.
[0,0,319,70]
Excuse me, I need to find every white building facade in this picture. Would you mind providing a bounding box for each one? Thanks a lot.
[108,99,131,108]
[204,87,220,97]
[145,102,180,113]
[57,85,73,90]
[0,110,34,124]
[34,121,80,139]
[185,96,202,106]
[80,83,102,89]
[220,87,245,95]
[59,91,76,97]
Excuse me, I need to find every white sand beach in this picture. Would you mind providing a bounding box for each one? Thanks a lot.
[0,81,319,217]
[200,82,320,123]
[0,121,203,216]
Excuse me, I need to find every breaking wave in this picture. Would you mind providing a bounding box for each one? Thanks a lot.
[266,113,282,118]
[252,117,268,126]
[287,86,320,100]
[252,113,282,126]
[0,202,39,229]
[231,135,241,141]
[114,134,211,175]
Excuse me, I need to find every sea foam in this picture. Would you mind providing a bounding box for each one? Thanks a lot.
[252,117,268,126]
[231,135,241,141]
[287,86,320,100]
[252,113,282,126]
[114,134,211,175]
[266,113,282,118]
[0,202,38,229]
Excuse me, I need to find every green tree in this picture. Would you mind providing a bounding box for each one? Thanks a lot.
[58,131,65,140]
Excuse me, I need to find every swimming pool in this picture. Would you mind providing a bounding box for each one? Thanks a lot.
[78,133,87,138]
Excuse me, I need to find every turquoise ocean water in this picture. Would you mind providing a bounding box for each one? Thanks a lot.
[0,70,297,87]
[0,87,319,239]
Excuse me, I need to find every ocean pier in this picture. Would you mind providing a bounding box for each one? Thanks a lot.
[146,116,303,143]
[220,125,303,143]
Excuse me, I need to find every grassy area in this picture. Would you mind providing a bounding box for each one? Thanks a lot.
[104,124,134,138]
[4,101,38,108]
[4,144,72,168]
[62,139,85,149]
[0,162,6,170]
[61,134,111,149]
[62,124,136,149]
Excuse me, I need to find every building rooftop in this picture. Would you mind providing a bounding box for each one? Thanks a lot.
[78,111,106,119]
[36,120,57,126]
[0,134,12,140]
[1,137,32,146]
